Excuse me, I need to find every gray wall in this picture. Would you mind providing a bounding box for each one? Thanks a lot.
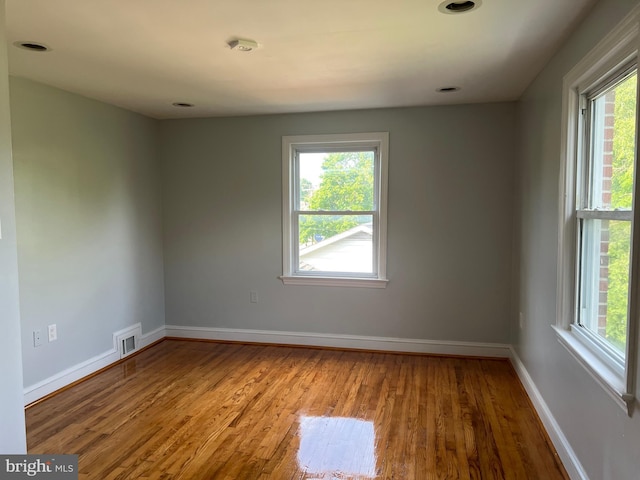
[10,78,166,387]
[0,0,26,453]
[160,104,516,342]
[514,0,640,478]
[8,0,640,473]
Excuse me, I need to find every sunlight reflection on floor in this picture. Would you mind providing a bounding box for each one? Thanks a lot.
[297,416,377,479]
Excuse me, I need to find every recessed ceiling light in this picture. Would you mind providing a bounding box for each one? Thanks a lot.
[437,86,461,93]
[438,1,481,14]
[13,41,50,52]
[228,39,259,52]
[172,102,194,108]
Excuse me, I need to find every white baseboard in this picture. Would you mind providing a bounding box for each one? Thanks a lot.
[24,325,166,406]
[23,348,120,406]
[509,347,588,480]
[22,324,585,479]
[164,325,511,357]
[140,325,166,348]
[22,324,510,406]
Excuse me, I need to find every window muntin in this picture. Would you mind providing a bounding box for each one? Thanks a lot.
[576,69,637,364]
[282,133,388,287]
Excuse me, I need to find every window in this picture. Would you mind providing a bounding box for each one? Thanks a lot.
[577,67,636,363]
[281,133,389,287]
[556,10,639,414]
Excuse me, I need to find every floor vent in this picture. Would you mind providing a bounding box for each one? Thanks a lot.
[114,324,142,359]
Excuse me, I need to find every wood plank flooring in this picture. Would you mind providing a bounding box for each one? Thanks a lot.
[26,340,568,479]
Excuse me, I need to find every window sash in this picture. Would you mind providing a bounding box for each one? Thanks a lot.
[572,61,638,397]
[576,209,633,220]
[292,212,379,277]
[292,147,380,277]
[281,132,389,286]
[293,147,379,212]
[572,321,626,373]
[575,216,632,365]
[555,6,640,414]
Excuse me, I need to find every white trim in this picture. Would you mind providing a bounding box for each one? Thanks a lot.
[22,324,509,406]
[23,347,119,406]
[377,132,389,281]
[558,4,640,331]
[279,275,388,288]
[558,4,640,328]
[282,132,389,285]
[140,325,166,348]
[17,324,625,479]
[114,323,142,359]
[164,325,511,357]
[23,325,166,405]
[553,326,633,414]
[509,347,589,480]
[565,5,640,95]
[576,209,633,220]
[22,324,509,405]
[556,4,640,414]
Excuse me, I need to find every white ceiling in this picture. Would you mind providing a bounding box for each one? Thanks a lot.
[6,0,597,119]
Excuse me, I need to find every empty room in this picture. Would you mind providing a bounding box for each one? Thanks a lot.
[2,0,640,478]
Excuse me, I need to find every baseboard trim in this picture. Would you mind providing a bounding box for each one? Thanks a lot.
[23,326,167,406]
[22,325,585,479]
[140,325,166,349]
[20,324,514,405]
[509,347,588,480]
[23,348,120,406]
[164,325,511,357]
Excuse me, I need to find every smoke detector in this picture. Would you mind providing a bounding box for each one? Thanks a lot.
[228,39,259,52]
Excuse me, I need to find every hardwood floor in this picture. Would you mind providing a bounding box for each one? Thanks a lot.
[26,340,568,479]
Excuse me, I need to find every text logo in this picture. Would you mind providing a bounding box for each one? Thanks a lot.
[0,455,78,479]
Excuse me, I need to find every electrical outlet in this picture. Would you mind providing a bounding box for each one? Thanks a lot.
[33,329,42,347]
[48,324,57,342]
[250,291,258,303]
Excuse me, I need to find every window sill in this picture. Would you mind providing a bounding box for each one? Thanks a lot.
[279,276,388,288]
[552,325,634,415]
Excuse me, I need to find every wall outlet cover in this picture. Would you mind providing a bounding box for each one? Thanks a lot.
[33,330,42,347]
[48,324,57,342]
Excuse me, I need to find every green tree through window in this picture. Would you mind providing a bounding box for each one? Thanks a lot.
[299,151,374,245]
[606,73,637,350]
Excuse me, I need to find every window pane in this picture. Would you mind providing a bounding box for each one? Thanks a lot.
[579,219,630,356]
[298,151,375,211]
[298,215,373,273]
[588,72,637,210]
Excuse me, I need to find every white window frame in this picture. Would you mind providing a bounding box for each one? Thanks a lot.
[281,132,389,288]
[556,6,640,415]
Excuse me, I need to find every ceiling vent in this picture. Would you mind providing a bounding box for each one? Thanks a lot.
[14,41,50,52]
[438,1,482,14]
[437,86,461,93]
